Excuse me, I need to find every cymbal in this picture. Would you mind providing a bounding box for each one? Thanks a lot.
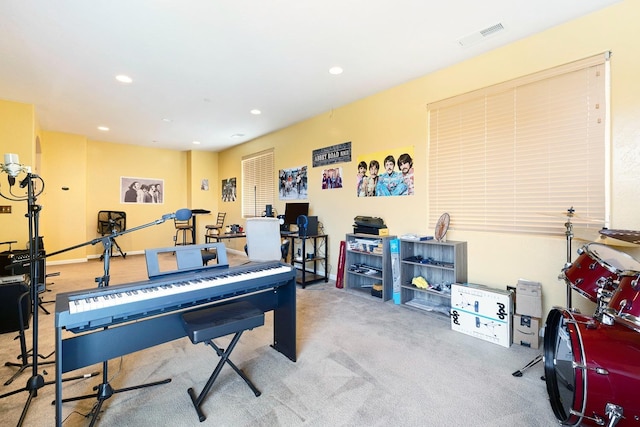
[537,211,603,224]
[572,227,600,242]
[594,236,639,247]
[599,229,640,245]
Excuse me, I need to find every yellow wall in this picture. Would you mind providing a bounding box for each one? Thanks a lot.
[219,1,640,316]
[39,132,88,261]
[0,100,36,248]
[187,150,220,240]
[1,2,638,317]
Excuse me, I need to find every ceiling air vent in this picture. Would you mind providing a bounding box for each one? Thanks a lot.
[457,22,505,47]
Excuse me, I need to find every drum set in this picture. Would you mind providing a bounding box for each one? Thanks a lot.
[544,227,640,426]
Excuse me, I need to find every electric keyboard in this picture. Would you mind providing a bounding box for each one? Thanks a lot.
[56,261,293,332]
[55,260,297,426]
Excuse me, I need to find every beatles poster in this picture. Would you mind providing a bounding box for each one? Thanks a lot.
[357,146,414,197]
[222,178,237,202]
[121,177,164,204]
[279,166,307,200]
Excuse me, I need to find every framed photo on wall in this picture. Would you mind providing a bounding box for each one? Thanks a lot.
[121,176,164,204]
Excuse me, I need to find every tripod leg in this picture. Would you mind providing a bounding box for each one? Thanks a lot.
[110,237,126,258]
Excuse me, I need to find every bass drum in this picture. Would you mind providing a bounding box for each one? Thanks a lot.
[544,308,640,426]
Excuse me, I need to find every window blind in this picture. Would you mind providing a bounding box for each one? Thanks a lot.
[242,149,275,218]
[428,53,609,236]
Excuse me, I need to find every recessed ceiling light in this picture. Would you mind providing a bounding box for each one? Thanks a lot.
[192,140,201,145]
[231,133,245,139]
[250,109,261,115]
[115,74,133,84]
[329,66,343,75]
[162,118,172,123]
[98,126,109,131]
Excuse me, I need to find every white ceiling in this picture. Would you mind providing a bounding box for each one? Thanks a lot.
[0,1,620,152]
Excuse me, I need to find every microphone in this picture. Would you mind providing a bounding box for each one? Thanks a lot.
[1,153,22,178]
[159,208,192,222]
[1,153,31,186]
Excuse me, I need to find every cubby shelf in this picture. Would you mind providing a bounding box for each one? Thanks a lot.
[399,239,467,316]
[344,233,396,301]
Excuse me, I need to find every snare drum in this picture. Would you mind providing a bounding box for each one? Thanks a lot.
[603,272,640,333]
[544,308,640,426]
[561,243,640,302]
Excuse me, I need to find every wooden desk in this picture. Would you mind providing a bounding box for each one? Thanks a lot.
[208,232,246,242]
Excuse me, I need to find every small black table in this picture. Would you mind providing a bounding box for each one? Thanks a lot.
[190,209,211,244]
[282,233,329,288]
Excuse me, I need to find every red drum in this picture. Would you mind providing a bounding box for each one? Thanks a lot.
[544,308,640,426]
[604,272,640,333]
[561,243,640,302]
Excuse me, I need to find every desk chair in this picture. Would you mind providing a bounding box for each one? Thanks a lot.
[245,217,287,262]
[204,213,226,243]
[182,301,263,422]
[174,217,194,246]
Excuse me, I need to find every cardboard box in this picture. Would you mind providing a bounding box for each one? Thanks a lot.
[515,279,542,318]
[451,283,512,348]
[513,314,540,349]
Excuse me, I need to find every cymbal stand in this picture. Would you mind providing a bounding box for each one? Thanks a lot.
[513,207,576,378]
[562,207,575,310]
[0,174,98,426]
[56,216,172,426]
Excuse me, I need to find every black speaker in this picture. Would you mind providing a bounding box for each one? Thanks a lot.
[0,251,12,277]
[265,204,273,217]
[307,216,318,236]
[0,278,31,334]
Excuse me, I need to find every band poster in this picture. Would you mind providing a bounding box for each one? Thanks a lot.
[357,145,414,197]
[279,166,308,200]
[321,167,343,190]
[222,178,237,202]
[121,176,164,204]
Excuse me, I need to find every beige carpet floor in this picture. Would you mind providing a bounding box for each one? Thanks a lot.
[0,252,558,426]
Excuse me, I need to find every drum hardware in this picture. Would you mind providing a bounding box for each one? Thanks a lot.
[606,403,624,427]
[602,272,640,333]
[568,409,604,426]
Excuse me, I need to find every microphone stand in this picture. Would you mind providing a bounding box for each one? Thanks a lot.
[50,214,177,426]
[512,207,576,378]
[0,174,99,426]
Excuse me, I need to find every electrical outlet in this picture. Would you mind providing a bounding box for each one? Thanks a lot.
[0,206,11,213]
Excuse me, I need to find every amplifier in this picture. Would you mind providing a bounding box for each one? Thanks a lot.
[0,278,31,334]
[9,250,45,279]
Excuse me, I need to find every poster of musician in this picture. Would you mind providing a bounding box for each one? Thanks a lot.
[321,167,343,190]
[221,178,237,202]
[121,176,164,204]
[357,145,414,197]
[279,166,307,200]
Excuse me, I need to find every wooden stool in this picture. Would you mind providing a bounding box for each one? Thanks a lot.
[182,301,264,422]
